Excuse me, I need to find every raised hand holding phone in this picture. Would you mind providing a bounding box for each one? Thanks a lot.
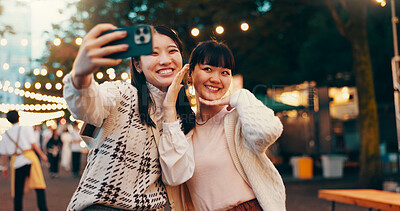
[71,23,129,88]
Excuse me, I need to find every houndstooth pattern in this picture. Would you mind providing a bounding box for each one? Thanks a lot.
[66,82,168,211]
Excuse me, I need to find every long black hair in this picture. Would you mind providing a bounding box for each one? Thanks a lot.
[130,25,195,134]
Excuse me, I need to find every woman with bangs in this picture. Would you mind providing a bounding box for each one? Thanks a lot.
[159,40,286,210]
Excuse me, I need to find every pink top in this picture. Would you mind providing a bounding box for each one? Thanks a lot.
[186,106,256,211]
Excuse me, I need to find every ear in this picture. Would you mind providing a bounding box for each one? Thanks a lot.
[132,58,142,73]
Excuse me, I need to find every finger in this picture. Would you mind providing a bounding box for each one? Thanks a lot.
[199,96,230,106]
[170,65,189,89]
[85,23,118,40]
[91,58,123,67]
[95,30,128,47]
[88,44,129,58]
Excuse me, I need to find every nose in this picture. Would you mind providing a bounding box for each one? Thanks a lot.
[159,52,171,65]
[209,72,221,83]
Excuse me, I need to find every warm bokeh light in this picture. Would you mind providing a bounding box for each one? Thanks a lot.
[14,82,21,88]
[53,38,62,46]
[45,83,52,90]
[241,22,249,31]
[35,82,41,89]
[55,83,62,90]
[56,70,63,77]
[0,38,7,46]
[25,82,31,89]
[106,68,115,75]
[33,68,40,75]
[191,28,200,37]
[216,26,224,34]
[109,73,116,80]
[75,37,83,46]
[96,72,103,79]
[2,63,9,70]
[40,68,48,76]
[121,72,129,80]
[21,38,29,46]
[18,67,26,74]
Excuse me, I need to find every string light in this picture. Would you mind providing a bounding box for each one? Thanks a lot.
[21,38,28,46]
[96,72,103,79]
[75,37,83,46]
[241,22,249,31]
[33,68,40,75]
[216,26,224,34]
[53,38,62,46]
[55,83,62,90]
[14,82,21,88]
[121,72,129,80]
[56,70,63,77]
[45,83,52,90]
[18,67,26,74]
[0,38,7,46]
[34,82,41,89]
[109,73,116,80]
[40,68,47,76]
[3,63,9,70]
[24,82,31,89]
[191,28,200,37]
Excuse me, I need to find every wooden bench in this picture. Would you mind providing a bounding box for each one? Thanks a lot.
[318,189,400,211]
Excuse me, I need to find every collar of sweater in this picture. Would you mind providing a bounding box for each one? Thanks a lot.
[146,82,167,122]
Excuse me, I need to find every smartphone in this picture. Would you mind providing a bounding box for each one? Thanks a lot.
[101,24,152,59]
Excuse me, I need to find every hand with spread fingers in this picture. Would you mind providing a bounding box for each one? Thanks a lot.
[163,64,189,122]
[198,95,230,107]
[71,23,129,89]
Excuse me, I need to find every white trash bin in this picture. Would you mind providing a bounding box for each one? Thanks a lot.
[321,155,346,178]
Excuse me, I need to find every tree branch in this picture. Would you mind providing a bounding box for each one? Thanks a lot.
[324,0,346,38]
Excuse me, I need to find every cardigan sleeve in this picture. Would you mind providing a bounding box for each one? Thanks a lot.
[159,120,194,186]
[63,73,118,127]
[229,89,283,153]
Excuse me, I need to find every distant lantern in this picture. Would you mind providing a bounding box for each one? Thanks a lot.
[45,83,52,90]
[191,28,200,37]
[2,63,9,70]
[19,67,26,74]
[96,72,104,79]
[0,38,7,46]
[55,83,62,90]
[14,81,21,88]
[40,68,48,76]
[121,72,129,80]
[21,38,28,46]
[216,26,224,34]
[33,68,40,75]
[25,82,31,89]
[75,37,83,46]
[241,22,249,31]
[54,38,62,46]
[35,82,41,89]
[56,70,63,78]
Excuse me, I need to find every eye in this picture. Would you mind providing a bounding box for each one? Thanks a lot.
[169,49,179,53]
[202,67,212,72]
[222,71,231,76]
[151,51,158,56]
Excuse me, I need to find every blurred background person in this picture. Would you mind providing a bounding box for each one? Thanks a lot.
[70,122,82,178]
[33,125,43,162]
[60,125,72,172]
[1,110,49,211]
[46,128,62,178]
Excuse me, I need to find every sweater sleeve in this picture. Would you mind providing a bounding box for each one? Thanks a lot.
[229,89,283,153]
[63,73,118,127]
[159,120,194,186]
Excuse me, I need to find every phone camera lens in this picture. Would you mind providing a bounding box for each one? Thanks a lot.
[139,36,145,42]
[142,28,149,34]
[135,29,141,35]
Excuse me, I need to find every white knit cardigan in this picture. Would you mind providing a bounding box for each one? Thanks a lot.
[159,89,286,210]
[63,74,184,211]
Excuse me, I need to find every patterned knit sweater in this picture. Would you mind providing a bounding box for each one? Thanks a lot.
[63,74,172,211]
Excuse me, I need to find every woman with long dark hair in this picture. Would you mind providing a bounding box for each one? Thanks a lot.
[63,24,194,210]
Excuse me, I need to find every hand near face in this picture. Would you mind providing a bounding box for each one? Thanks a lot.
[163,64,189,122]
[72,23,129,88]
[198,95,230,106]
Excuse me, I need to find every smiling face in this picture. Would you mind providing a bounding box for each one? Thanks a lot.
[135,32,183,91]
[191,64,232,101]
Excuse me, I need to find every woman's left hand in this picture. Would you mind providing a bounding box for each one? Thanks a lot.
[163,64,189,122]
[199,95,230,106]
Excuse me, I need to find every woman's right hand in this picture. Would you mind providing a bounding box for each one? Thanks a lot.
[163,64,189,122]
[71,23,129,89]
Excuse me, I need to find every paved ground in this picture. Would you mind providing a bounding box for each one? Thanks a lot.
[0,159,371,211]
